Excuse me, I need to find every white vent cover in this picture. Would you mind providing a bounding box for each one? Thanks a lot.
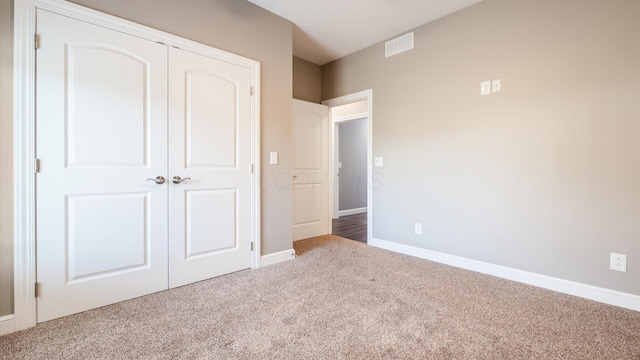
[385,32,414,58]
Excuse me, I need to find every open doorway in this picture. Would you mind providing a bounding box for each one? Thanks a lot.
[332,110,367,243]
[323,90,372,244]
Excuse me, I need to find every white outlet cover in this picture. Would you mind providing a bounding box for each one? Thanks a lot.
[270,152,278,165]
[414,223,422,235]
[610,253,627,272]
[374,157,383,167]
[480,81,491,95]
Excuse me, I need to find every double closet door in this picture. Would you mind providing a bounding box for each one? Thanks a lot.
[35,10,254,322]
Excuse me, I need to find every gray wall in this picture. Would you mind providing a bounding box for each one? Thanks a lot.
[293,56,321,103]
[0,0,14,317]
[322,0,640,295]
[338,119,367,211]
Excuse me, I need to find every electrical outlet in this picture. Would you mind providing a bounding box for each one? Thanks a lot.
[414,223,422,235]
[610,253,627,272]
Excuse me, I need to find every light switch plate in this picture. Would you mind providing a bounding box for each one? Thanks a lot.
[374,157,383,167]
[480,81,491,95]
[492,79,501,92]
[270,152,278,165]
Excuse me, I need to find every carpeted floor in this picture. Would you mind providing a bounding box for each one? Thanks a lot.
[1,235,639,359]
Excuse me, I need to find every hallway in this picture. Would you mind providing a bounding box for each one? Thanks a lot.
[331,213,367,243]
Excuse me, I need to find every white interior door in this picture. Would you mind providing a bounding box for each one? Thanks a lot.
[292,100,329,240]
[36,10,169,322]
[167,47,253,288]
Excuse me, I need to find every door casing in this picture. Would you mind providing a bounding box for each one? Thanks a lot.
[323,90,373,243]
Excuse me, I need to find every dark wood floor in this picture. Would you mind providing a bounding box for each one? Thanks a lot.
[332,213,367,243]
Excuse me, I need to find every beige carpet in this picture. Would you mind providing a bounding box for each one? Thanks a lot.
[1,235,639,359]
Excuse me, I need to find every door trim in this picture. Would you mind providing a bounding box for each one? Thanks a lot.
[13,0,261,332]
[323,90,373,244]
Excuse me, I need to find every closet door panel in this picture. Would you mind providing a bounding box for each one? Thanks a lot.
[185,72,237,167]
[35,9,169,322]
[184,189,237,257]
[168,47,252,288]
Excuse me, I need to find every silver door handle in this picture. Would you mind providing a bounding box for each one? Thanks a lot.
[147,176,165,185]
[172,176,191,184]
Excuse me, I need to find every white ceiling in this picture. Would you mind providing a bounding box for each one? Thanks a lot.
[247,0,482,65]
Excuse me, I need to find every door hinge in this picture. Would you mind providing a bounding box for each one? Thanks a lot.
[250,86,254,96]
[34,158,40,173]
[250,242,254,251]
[250,164,254,173]
[35,283,41,297]
[35,34,40,49]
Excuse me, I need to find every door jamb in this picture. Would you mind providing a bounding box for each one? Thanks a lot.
[13,0,261,333]
[13,0,36,333]
[322,90,373,243]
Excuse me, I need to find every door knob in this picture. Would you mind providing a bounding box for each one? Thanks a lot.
[147,176,165,185]
[172,176,191,184]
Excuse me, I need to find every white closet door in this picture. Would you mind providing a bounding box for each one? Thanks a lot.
[292,100,329,240]
[167,47,252,288]
[35,10,169,322]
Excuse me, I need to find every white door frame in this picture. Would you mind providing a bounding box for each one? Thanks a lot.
[323,90,373,242]
[12,0,261,332]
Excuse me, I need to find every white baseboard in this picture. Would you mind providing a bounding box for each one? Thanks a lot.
[260,249,296,267]
[0,315,15,335]
[338,207,367,217]
[369,237,640,312]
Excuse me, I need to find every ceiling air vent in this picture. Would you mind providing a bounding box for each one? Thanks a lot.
[385,32,414,58]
